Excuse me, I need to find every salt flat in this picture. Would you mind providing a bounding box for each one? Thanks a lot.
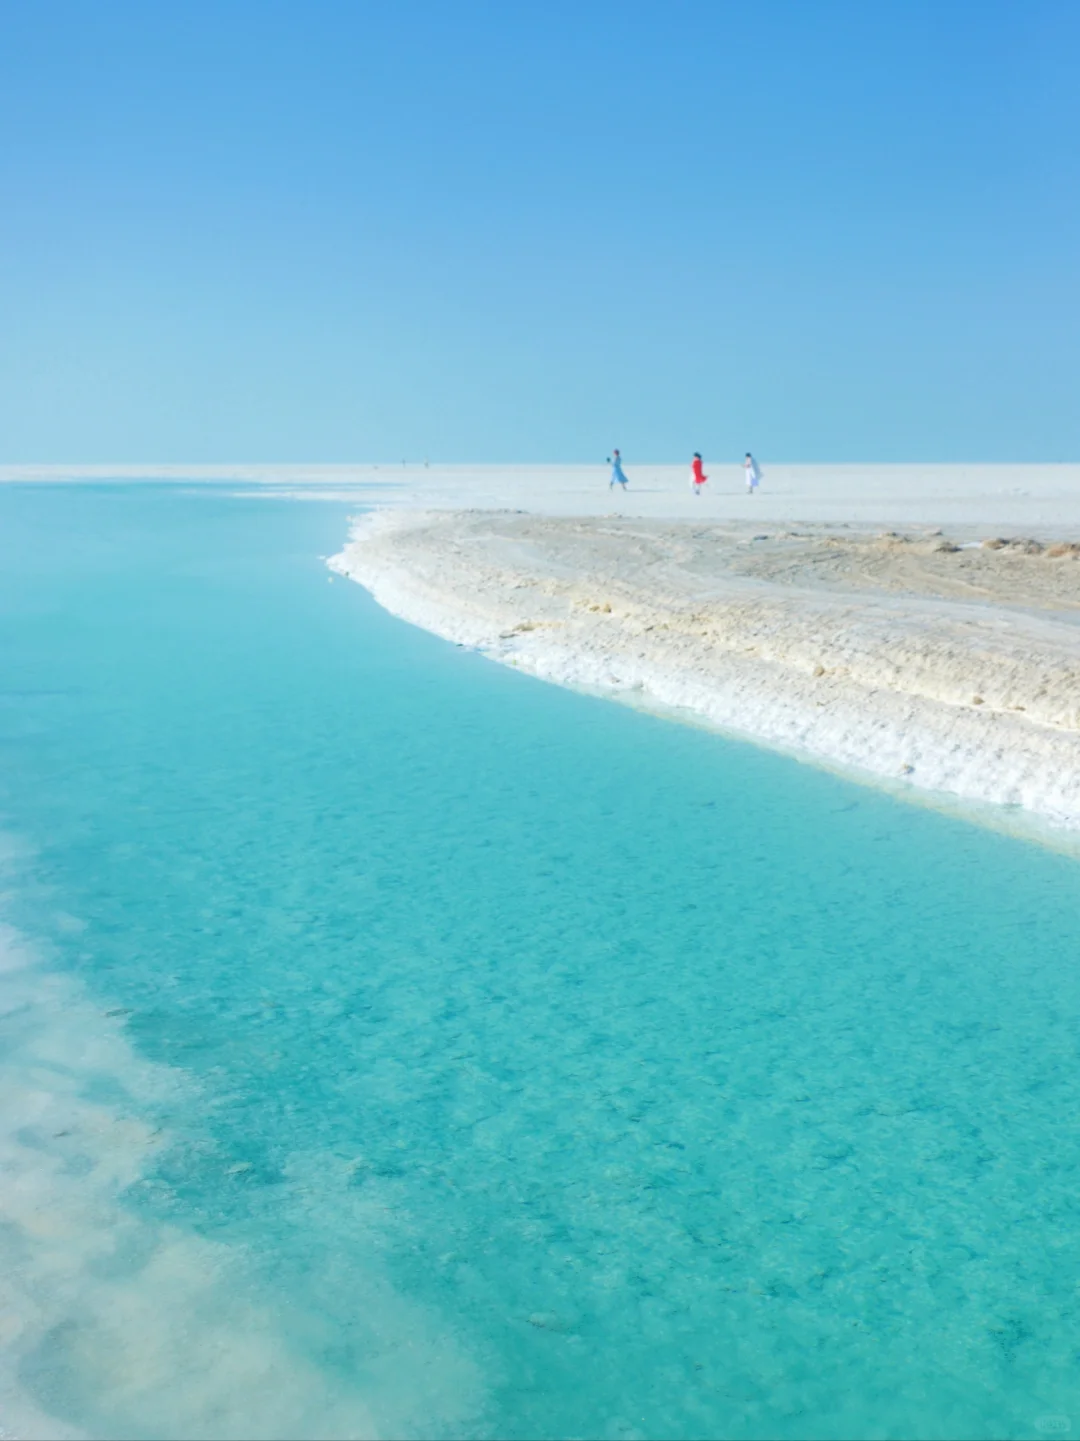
[7,461,1080,532]
[359,461,1080,532]
[325,466,1080,834]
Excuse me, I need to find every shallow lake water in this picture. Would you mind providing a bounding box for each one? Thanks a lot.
[1,483,1079,1439]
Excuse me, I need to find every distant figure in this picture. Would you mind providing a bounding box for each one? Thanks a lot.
[609,449,629,490]
[744,452,761,493]
[690,452,707,495]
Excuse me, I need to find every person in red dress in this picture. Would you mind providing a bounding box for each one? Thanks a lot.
[690,452,707,495]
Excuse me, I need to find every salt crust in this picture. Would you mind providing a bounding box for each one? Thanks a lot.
[0,905,480,1441]
[331,510,1080,836]
[0,918,382,1441]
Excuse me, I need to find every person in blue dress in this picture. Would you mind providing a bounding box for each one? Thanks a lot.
[608,449,629,490]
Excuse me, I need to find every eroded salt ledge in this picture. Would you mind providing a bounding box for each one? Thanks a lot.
[331,509,1080,837]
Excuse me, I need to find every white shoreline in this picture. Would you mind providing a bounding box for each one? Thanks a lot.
[330,504,1080,841]
[12,460,1076,839]
[8,460,1080,529]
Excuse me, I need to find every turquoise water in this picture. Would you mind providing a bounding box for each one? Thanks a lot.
[2,483,1080,1440]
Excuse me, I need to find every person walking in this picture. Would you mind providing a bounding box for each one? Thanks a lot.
[744,452,761,494]
[608,449,629,491]
[690,452,708,495]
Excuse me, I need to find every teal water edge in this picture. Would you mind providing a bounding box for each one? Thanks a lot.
[2,484,1080,1441]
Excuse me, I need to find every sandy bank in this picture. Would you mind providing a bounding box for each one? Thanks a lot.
[331,510,1080,833]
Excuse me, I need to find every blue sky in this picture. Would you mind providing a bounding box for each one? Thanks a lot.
[1,0,1077,462]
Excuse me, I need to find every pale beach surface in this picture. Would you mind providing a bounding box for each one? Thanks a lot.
[9,460,1080,530]
[317,463,1080,833]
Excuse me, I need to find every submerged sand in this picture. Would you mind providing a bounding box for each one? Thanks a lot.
[332,509,1080,833]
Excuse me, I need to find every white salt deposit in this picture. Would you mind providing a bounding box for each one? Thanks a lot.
[331,498,1080,837]
[0,892,480,1441]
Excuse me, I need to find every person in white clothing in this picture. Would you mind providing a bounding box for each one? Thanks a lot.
[744,453,761,493]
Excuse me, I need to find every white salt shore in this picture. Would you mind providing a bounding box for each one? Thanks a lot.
[8,461,1078,834]
[7,459,1080,531]
[325,464,1080,837]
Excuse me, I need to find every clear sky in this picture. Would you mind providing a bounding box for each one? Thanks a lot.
[1,0,1077,463]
